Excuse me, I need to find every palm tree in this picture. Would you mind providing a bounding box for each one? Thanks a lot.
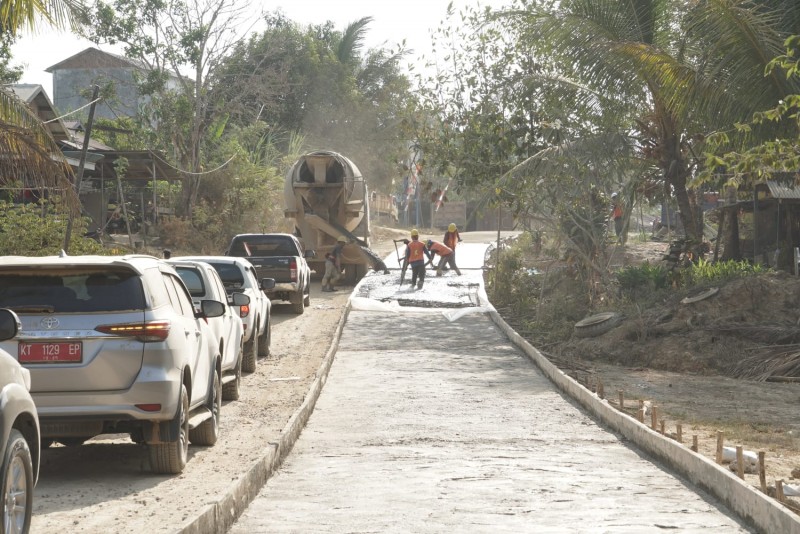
[0,0,85,208]
[0,0,85,36]
[510,0,800,243]
[0,89,77,210]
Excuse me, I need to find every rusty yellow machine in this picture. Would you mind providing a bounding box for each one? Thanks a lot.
[284,150,387,283]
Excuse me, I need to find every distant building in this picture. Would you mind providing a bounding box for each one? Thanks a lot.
[46,47,180,120]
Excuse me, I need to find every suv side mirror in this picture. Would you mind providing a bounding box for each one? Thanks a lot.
[0,309,20,341]
[305,250,316,259]
[232,292,250,306]
[261,278,275,291]
[198,300,225,319]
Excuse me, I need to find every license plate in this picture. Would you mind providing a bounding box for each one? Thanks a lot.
[18,342,83,363]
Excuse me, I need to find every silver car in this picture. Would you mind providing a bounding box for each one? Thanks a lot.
[0,255,224,474]
[0,309,39,534]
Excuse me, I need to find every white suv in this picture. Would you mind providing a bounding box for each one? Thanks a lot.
[176,256,272,372]
[0,255,225,474]
[170,259,249,400]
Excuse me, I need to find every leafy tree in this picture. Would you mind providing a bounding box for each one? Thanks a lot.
[0,32,22,84]
[86,0,257,215]
[217,13,412,193]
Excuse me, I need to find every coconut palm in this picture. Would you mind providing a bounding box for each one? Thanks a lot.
[510,0,800,242]
[0,89,77,209]
[0,0,85,36]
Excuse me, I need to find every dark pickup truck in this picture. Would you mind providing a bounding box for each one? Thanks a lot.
[226,233,313,314]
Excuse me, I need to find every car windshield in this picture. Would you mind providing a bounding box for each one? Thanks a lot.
[0,269,145,313]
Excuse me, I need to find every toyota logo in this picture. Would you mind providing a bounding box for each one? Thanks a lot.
[41,317,59,329]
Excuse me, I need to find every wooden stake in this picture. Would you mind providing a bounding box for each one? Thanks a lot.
[637,408,644,423]
[659,419,665,435]
[758,452,767,493]
[651,406,658,431]
[597,379,604,399]
[777,480,785,502]
[618,390,624,411]
[736,446,744,479]
[676,424,682,443]
[691,435,698,452]
[715,431,724,464]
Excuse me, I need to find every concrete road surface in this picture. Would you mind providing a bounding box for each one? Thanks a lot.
[230,241,750,533]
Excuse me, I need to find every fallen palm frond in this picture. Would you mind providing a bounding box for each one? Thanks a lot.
[730,347,800,381]
[706,323,800,345]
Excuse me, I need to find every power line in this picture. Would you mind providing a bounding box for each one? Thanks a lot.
[44,97,103,123]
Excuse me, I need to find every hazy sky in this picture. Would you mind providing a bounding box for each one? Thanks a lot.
[11,0,509,95]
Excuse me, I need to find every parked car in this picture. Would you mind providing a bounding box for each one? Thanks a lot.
[176,256,273,372]
[0,255,225,474]
[225,233,312,314]
[169,259,249,401]
[0,308,39,534]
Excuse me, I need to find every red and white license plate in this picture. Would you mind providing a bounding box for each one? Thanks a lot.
[18,342,82,363]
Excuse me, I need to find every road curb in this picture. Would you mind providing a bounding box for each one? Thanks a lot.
[179,302,352,534]
[487,308,800,534]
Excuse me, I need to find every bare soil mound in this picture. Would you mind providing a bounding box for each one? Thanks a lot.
[499,239,800,510]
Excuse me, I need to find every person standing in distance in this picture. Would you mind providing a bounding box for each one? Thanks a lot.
[322,236,347,292]
[611,193,624,243]
[404,229,429,290]
[443,223,462,270]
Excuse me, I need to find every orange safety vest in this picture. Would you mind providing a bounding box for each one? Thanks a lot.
[612,204,623,219]
[429,241,452,257]
[443,231,459,250]
[407,240,427,263]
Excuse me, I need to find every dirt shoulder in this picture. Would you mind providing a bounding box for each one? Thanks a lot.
[496,238,800,511]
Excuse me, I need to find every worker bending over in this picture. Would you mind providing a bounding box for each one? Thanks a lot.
[425,239,461,276]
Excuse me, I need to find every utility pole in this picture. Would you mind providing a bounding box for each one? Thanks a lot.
[64,85,101,251]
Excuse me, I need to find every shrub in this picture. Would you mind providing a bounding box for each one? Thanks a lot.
[0,202,106,256]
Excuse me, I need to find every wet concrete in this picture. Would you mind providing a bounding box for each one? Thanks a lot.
[230,242,750,533]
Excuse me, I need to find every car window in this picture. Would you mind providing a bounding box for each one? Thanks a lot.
[0,268,145,313]
[229,235,298,257]
[207,262,245,290]
[170,276,197,318]
[209,270,226,301]
[162,274,190,317]
[175,267,205,298]
[143,268,171,309]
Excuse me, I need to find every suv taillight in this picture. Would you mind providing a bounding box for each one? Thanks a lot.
[96,321,171,342]
[239,304,250,318]
[290,259,297,281]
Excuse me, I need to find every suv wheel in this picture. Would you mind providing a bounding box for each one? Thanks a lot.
[2,429,33,534]
[303,284,310,306]
[149,384,189,474]
[257,317,271,358]
[190,370,221,446]
[242,331,258,373]
[222,345,242,401]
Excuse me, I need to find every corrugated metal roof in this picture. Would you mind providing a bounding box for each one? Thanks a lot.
[766,180,800,200]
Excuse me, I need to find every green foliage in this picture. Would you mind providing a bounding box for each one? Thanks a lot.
[0,202,106,256]
[685,259,767,286]
[617,261,670,300]
[487,232,589,345]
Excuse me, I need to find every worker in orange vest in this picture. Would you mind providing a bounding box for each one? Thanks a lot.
[611,192,624,243]
[404,228,430,290]
[442,223,462,271]
[425,239,461,276]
